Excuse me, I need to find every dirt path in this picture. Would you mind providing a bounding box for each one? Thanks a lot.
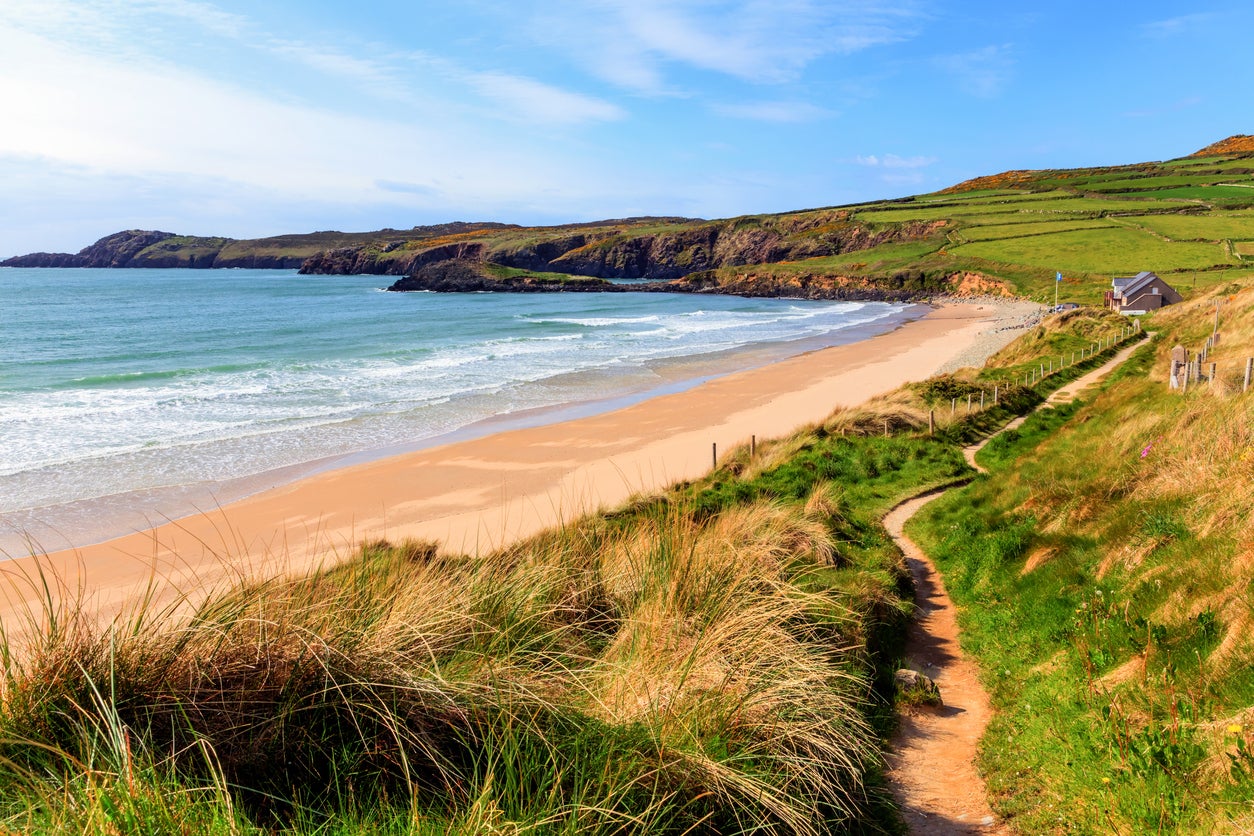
[882,338,1147,834]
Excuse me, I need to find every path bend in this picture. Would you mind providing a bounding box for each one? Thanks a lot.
[882,337,1147,834]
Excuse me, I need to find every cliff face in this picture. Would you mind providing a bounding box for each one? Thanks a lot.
[301,241,490,275]
[300,212,944,281]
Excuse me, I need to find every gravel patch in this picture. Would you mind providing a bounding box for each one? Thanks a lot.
[930,296,1047,375]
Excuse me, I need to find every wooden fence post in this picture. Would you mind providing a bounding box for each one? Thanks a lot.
[994,384,999,404]
[1209,363,1217,390]
[929,410,934,435]
[951,397,956,416]
[712,443,717,468]
[967,393,972,413]
[1245,358,1253,393]
[980,391,985,409]
[751,435,756,457]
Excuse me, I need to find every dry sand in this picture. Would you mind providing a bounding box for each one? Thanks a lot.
[0,299,1040,624]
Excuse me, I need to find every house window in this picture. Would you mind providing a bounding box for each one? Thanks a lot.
[1153,287,1159,294]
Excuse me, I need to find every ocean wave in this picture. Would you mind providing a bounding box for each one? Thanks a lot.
[2,270,912,517]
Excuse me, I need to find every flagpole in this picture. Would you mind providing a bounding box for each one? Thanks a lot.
[1054,271,1061,311]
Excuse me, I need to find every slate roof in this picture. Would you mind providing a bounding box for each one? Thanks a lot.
[1111,271,1159,299]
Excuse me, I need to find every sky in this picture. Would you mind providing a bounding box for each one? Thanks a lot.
[1,0,1251,257]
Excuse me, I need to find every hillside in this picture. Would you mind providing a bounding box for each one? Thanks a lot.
[907,285,1254,832]
[7,136,1254,305]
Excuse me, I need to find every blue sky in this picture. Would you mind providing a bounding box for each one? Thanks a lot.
[1,0,1250,256]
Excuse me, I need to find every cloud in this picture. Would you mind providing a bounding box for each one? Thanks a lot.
[1140,13,1215,38]
[856,154,937,169]
[267,40,415,99]
[375,180,442,197]
[712,100,833,123]
[466,72,626,124]
[933,45,1014,98]
[519,0,925,93]
[0,25,569,202]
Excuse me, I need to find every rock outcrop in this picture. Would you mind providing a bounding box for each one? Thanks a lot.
[387,260,657,293]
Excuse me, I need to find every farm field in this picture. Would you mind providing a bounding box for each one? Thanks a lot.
[950,227,1236,275]
[1114,212,1254,241]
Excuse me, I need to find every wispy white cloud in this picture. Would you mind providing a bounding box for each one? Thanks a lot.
[1140,13,1215,38]
[856,154,937,168]
[2,0,623,126]
[0,24,579,204]
[712,100,833,123]
[519,0,924,93]
[933,45,1014,98]
[267,40,415,98]
[466,72,627,124]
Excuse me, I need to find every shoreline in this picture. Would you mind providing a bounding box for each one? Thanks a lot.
[1,300,926,557]
[0,298,1041,623]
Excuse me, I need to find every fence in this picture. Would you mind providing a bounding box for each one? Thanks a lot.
[1169,301,1254,394]
[926,318,1143,432]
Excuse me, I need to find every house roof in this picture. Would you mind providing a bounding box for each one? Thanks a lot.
[1122,271,1162,298]
[1112,271,1162,299]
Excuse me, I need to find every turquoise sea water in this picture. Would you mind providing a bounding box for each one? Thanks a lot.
[0,268,920,552]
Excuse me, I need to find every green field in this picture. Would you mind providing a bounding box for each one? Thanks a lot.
[1138,185,1254,201]
[1088,173,1254,192]
[1116,212,1254,241]
[955,218,1117,243]
[951,226,1236,274]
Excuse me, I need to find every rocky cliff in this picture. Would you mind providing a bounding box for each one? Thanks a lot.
[303,212,944,282]
[3,230,179,268]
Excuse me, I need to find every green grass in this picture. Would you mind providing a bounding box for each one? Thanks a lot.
[1087,173,1254,192]
[954,219,1117,243]
[903,288,1254,832]
[951,226,1237,274]
[1141,185,1254,202]
[1115,211,1254,241]
[725,239,945,278]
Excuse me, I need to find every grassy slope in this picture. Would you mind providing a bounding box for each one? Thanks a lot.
[0,432,968,834]
[907,285,1254,833]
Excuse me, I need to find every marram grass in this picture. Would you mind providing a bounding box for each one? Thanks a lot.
[0,480,920,833]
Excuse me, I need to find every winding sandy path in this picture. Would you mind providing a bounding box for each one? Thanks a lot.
[882,336,1147,835]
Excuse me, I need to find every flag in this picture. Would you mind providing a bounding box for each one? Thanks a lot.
[1056,271,1063,282]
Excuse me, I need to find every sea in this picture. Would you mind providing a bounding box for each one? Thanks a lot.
[0,268,923,554]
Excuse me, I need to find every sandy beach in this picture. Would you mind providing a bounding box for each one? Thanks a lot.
[0,299,1039,624]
